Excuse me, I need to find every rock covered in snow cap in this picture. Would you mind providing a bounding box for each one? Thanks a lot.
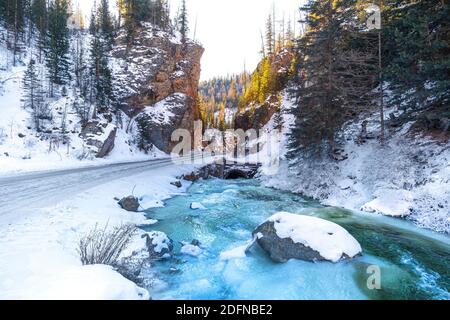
[118,196,140,212]
[142,231,173,260]
[170,180,182,188]
[190,202,206,210]
[253,212,362,263]
[180,243,202,257]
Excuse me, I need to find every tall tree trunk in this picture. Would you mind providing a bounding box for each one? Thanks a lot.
[13,0,18,66]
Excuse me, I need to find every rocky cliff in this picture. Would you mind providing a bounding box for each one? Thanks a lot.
[112,23,204,154]
[235,48,294,131]
[79,23,204,157]
[235,94,280,131]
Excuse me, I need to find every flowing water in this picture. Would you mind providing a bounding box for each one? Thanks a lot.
[142,179,450,300]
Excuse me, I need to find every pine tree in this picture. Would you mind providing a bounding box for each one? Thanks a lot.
[89,5,113,117]
[98,0,114,49]
[30,0,48,63]
[288,0,378,159]
[228,79,237,104]
[285,17,294,46]
[1,0,27,66]
[274,98,284,131]
[119,0,136,46]
[265,15,273,56]
[178,0,189,43]
[23,58,38,111]
[119,0,171,36]
[383,0,450,115]
[73,27,88,98]
[136,116,153,152]
[259,58,274,104]
[23,59,45,130]
[45,0,70,94]
[151,0,170,29]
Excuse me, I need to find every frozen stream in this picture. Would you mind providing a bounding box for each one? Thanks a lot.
[143,179,450,300]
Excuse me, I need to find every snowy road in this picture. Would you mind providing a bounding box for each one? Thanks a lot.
[0,157,176,221]
[0,155,203,299]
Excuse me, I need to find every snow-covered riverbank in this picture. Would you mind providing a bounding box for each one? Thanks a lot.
[0,162,198,299]
[259,92,450,234]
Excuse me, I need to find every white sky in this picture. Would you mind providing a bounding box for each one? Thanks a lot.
[171,0,304,80]
[75,0,304,80]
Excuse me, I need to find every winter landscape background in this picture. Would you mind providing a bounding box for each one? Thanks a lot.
[0,0,448,300]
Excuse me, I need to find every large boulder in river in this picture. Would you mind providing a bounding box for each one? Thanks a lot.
[253,212,362,263]
[118,196,140,212]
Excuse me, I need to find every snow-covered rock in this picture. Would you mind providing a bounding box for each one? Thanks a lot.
[190,202,206,210]
[361,189,413,217]
[170,180,182,188]
[118,196,140,212]
[253,212,362,263]
[143,231,173,260]
[180,243,202,257]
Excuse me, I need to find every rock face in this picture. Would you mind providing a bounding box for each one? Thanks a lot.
[118,196,140,212]
[135,93,197,153]
[112,23,204,153]
[182,162,260,181]
[235,48,294,131]
[235,94,280,131]
[253,212,362,263]
[182,162,224,181]
[79,120,117,158]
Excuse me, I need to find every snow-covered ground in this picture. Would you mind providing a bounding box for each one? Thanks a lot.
[0,160,199,299]
[260,92,450,234]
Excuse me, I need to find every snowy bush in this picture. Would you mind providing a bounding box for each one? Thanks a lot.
[24,136,38,149]
[75,146,96,160]
[78,223,137,266]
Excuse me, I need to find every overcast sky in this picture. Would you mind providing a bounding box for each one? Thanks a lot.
[171,0,304,80]
[76,0,304,80]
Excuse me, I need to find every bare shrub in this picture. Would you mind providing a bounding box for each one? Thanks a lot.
[78,223,137,266]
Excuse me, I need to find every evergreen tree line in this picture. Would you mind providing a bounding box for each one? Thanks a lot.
[118,0,189,46]
[243,13,297,109]
[198,73,250,129]
[288,0,450,161]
